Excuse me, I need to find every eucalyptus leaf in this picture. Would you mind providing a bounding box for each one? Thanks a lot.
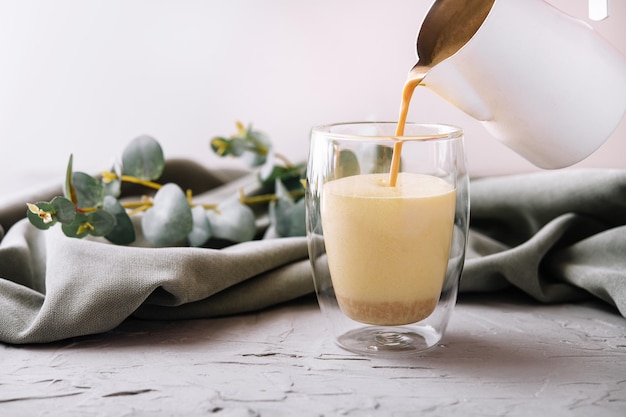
[103,162,122,198]
[50,196,76,225]
[26,202,57,230]
[372,145,394,174]
[102,195,135,245]
[263,162,306,190]
[242,129,271,168]
[64,154,77,204]
[210,137,230,157]
[207,199,256,243]
[72,172,105,209]
[258,150,276,183]
[188,205,212,247]
[142,183,193,246]
[122,135,165,181]
[285,198,306,237]
[337,150,360,178]
[259,156,306,189]
[269,180,306,237]
[88,209,116,237]
[61,212,90,238]
[60,210,115,238]
[228,137,246,157]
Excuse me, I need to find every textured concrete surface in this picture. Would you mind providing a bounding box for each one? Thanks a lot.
[1,292,625,416]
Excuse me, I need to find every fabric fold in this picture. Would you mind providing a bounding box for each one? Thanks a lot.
[1,164,625,344]
[462,169,626,316]
[0,219,309,344]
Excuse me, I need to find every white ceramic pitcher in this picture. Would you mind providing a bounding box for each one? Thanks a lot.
[416,0,626,168]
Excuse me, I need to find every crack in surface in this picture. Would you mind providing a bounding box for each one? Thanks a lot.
[102,388,156,397]
[0,392,83,403]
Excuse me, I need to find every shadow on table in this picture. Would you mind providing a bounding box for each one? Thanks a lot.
[376,289,623,379]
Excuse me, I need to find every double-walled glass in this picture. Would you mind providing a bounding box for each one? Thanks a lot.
[306,122,469,356]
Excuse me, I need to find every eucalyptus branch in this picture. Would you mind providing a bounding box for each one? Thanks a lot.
[102,171,163,190]
[26,122,306,247]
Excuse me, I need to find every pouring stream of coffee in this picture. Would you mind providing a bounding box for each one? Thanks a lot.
[389,0,494,186]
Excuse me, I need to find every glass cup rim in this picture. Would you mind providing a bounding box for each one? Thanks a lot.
[311,121,463,142]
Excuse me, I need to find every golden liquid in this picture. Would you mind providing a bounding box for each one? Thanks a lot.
[389,67,428,186]
[389,0,493,186]
[322,173,456,325]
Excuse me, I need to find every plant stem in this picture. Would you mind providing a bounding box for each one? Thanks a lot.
[101,171,163,191]
[274,152,293,168]
[120,175,163,190]
[238,189,305,205]
[122,201,153,209]
[76,206,100,214]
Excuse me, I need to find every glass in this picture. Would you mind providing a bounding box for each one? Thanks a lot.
[305,122,469,356]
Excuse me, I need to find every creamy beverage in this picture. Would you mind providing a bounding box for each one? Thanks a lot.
[321,173,456,325]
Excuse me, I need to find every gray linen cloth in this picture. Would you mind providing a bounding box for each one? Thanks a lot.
[1,161,625,344]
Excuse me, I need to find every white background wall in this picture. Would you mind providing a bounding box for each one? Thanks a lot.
[1,0,625,198]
